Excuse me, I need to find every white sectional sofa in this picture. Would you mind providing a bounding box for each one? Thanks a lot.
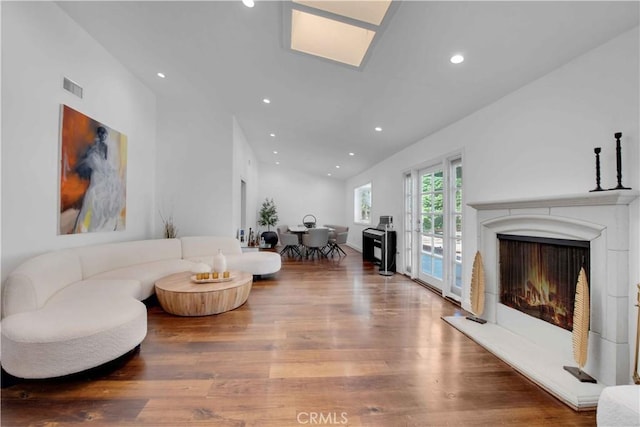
[1,236,280,379]
[597,385,640,426]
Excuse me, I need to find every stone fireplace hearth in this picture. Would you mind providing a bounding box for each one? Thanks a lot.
[445,190,638,409]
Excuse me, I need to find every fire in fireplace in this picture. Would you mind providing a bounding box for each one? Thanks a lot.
[498,234,590,331]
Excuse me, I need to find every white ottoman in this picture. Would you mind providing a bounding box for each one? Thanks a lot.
[226,252,281,276]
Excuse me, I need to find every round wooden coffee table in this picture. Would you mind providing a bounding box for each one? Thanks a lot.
[155,271,252,316]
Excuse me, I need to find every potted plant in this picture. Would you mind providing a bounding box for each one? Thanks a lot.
[258,198,279,247]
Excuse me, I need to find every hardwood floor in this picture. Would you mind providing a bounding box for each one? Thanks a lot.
[1,247,596,426]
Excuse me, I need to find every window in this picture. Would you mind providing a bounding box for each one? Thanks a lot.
[354,183,371,224]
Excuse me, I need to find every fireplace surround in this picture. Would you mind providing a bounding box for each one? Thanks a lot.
[447,190,638,409]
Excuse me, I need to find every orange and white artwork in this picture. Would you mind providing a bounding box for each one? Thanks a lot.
[59,105,127,234]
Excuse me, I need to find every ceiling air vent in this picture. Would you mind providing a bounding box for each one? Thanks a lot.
[63,77,83,99]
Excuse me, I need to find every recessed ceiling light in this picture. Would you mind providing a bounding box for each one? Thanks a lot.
[242,0,255,8]
[450,54,464,64]
[276,161,280,165]
[349,152,355,156]
[374,127,382,132]
[157,72,166,78]
[327,173,332,176]
[273,150,278,154]
[335,165,340,169]
[263,98,271,104]
[270,133,276,137]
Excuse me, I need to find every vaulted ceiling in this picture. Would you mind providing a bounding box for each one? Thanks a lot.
[57,1,639,179]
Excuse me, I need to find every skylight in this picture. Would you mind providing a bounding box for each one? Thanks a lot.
[289,1,392,68]
[291,10,375,67]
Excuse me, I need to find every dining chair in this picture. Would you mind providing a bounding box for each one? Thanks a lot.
[326,226,348,257]
[277,227,302,258]
[278,225,289,238]
[301,227,329,259]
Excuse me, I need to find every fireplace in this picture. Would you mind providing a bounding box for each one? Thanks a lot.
[450,190,640,408]
[498,234,590,331]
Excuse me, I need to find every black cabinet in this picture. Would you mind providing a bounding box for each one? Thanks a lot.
[363,228,396,273]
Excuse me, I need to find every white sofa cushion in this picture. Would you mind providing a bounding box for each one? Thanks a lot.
[76,238,183,278]
[1,296,147,378]
[2,249,82,317]
[89,259,194,299]
[48,279,143,303]
[597,385,640,426]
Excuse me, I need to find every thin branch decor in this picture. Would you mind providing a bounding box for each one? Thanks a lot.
[563,267,596,383]
[466,251,487,324]
[160,211,177,239]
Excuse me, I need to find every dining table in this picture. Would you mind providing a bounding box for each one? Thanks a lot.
[288,225,309,244]
[287,226,335,245]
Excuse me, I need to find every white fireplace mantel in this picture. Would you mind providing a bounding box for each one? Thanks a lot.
[468,190,639,211]
[446,190,639,409]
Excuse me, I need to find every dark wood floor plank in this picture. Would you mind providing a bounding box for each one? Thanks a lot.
[1,246,596,426]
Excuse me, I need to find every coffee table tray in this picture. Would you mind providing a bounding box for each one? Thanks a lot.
[190,275,235,284]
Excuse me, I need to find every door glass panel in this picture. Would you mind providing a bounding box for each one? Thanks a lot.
[434,171,443,190]
[420,168,444,284]
[422,194,432,212]
[449,159,463,296]
[455,215,462,234]
[421,235,433,275]
[422,174,432,192]
[434,215,444,236]
[418,159,462,294]
[455,240,462,287]
[422,215,432,233]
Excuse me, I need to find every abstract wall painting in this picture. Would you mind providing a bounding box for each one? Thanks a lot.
[59,105,127,234]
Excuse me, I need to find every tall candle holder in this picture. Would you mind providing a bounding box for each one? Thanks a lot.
[590,147,604,192]
[610,132,631,190]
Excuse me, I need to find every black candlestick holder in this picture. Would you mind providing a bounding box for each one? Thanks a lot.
[590,147,604,192]
[610,132,631,190]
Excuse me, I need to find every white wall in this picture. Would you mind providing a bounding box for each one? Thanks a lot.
[257,163,346,232]
[232,117,259,238]
[1,2,157,282]
[1,1,4,283]
[346,26,639,380]
[154,92,233,238]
